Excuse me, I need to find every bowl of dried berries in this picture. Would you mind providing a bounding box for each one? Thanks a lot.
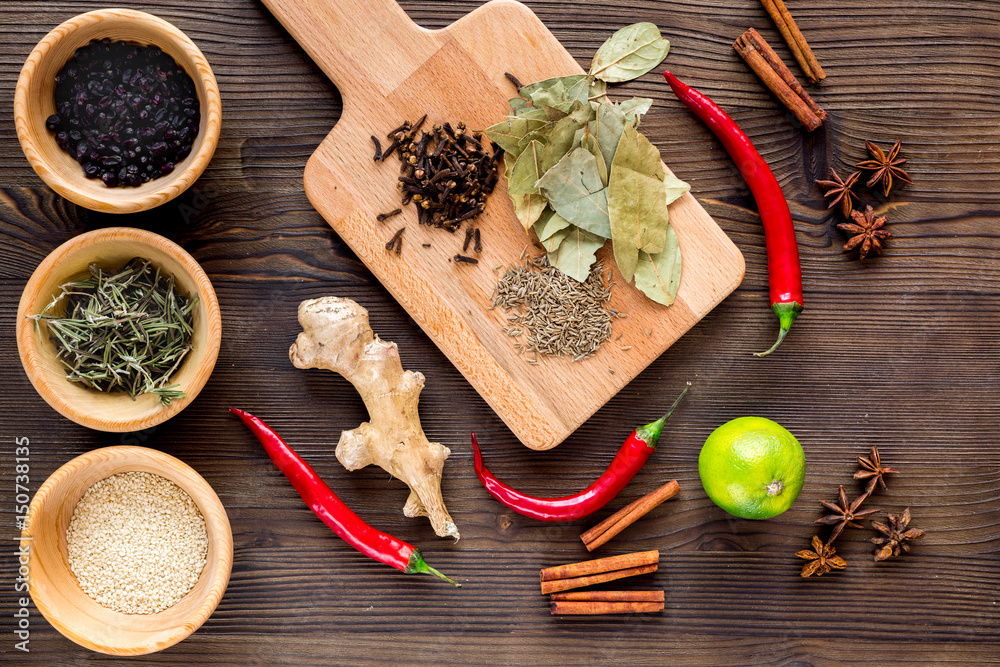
[16,227,222,432]
[14,8,222,213]
[21,445,233,655]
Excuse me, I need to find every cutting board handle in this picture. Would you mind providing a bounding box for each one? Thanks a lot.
[261,0,440,98]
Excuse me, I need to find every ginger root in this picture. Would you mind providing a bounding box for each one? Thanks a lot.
[289,297,459,540]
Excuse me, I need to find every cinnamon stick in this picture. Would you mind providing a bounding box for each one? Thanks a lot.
[581,480,680,551]
[540,550,659,582]
[758,0,825,83]
[550,590,665,602]
[540,564,657,595]
[550,600,664,616]
[741,29,826,122]
[734,30,824,132]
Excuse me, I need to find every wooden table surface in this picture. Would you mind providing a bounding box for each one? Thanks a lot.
[2,1,998,664]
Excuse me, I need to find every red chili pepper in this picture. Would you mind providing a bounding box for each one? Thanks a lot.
[230,408,459,586]
[472,384,689,521]
[664,71,803,357]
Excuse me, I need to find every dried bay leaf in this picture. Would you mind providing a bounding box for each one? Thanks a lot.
[663,170,691,207]
[618,98,653,126]
[608,123,670,279]
[512,192,547,230]
[550,227,606,283]
[541,104,570,121]
[634,225,681,306]
[519,108,578,150]
[567,101,599,125]
[592,102,627,173]
[483,115,544,156]
[579,127,609,187]
[536,148,612,238]
[565,75,608,107]
[503,152,516,182]
[518,107,550,121]
[508,141,545,196]
[521,75,585,103]
[533,208,571,242]
[509,97,532,114]
[491,22,684,306]
[540,114,586,174]
[590,22,670,83]
[528,80,577,114]
[541,225,572,253]
[505,151,545,230]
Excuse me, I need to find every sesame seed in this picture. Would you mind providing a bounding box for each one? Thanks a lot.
[66,471,209,615]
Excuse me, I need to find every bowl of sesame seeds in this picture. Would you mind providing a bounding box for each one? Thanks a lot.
[21,445,232,655]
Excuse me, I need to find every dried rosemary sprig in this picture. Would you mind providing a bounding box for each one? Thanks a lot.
[29,258,197,406]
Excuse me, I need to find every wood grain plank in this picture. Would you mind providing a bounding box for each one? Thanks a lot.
[3,0,1000,663]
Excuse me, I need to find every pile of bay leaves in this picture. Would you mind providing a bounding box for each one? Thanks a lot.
[484,23,690,306]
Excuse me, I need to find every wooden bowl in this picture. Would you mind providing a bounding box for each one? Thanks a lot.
[14,8,222,213]
[22,446,233,655]
[16,227,222,432]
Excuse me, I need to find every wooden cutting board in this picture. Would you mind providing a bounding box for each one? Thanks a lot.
[262,0,745,450]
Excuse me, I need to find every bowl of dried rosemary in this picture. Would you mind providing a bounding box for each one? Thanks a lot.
[16,227,221,431]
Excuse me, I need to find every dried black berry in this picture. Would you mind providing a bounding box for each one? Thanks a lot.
[47,39,201,188]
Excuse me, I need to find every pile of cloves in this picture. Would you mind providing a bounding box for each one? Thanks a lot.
[374,115,502,242]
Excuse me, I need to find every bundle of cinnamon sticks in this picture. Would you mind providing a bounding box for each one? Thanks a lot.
[734,0,827,132]
[541,550,664,615]
[734,28,826,132]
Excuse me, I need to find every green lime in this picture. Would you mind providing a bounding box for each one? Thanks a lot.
[698,416,805,520]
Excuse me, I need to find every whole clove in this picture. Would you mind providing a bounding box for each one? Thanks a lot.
[474,228,482,253]
[505,72,523,90]
[376,208,402,222]
[375,116,501,245]
[454,254,479,264]
[371,136,383,161]
[385,227,405,255]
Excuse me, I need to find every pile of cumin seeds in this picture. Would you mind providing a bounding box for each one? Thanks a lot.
[491,256,615,361]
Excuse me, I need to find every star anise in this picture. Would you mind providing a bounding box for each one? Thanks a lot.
[815,485,878,544]
[796,535,847,577]
[838,205,891,259]
[855,445,899,494]
[872,507,925,561]
[855,139,912,197]
[815,168,862,218]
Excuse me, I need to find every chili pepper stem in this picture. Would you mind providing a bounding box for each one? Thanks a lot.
[635,383,691,447]
[406,549,461,587]
[755,302,803,357]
